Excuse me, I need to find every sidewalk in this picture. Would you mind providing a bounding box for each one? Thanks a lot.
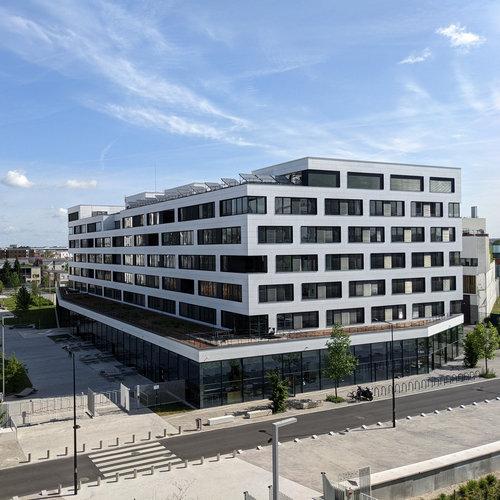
[163,351,500,433]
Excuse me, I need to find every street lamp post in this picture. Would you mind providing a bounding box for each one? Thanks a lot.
[1,313,15,402]
[71,350,79,495]
[272,417,297,500]
[374,319,396,428]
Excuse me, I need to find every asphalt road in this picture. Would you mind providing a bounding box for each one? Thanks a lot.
[1,378,499,499]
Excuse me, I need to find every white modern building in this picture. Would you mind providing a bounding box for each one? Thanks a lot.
[462,208,498,324]
[58,157,464,407]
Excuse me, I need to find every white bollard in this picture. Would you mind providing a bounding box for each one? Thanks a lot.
[329,431,336,436]
[97,477,101,486]
[115,472,119,482]
[460,404,466,408]
[406,416,412,420]
[115,437,120,446]
[447,407,452,411]
[200,456,204,465]
[473,402,478,406]
[57,485,62,495]
[257,444,264,449]
[131,434,135,444]
[167,462,171,472]
[434,410,439,414]
[151,465,155,475]
[184,459,188,468]
[312,434,318,439]
[133,469,137,479]
[362,424,368,428]
[99,440,103,450]
[420,413,426,417]
[163,428,167,438]
[232,450,237,458]
[178,425,182,435]
[147,431,151,440]
[484,399,490,403]
[376,422,383,426]
[216,452,220,461]
[294,438,300,443]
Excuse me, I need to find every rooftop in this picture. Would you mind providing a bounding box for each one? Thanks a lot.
[59,289,460,351]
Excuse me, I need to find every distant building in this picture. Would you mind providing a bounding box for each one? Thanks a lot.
[462,208,498,324]
[491,237,500,279]
[0,245,35,260]
[20,265,41,285]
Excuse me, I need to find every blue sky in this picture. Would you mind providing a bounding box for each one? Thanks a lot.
[0,0,499,245]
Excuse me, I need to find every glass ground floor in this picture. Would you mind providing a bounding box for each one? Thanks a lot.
[66,310,463,408]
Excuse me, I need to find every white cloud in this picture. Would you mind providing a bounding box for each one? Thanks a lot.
[64,179,98,189]
[436,23,485,49]
[53,207,68,218]
[1,169,34,188]
[399,48,432,64]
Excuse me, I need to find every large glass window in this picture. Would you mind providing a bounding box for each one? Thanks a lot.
[147,209,175,225]
[220,196,266,216]
[277,311,319,330]
[178,202,215,222]
[179,255,216,271]
[301,226,341,243]
[220,255,267,273]
[349,280,385,297]
[390,175,423,192]
[391,227,424,242]
[198,281,242,302]
[412,302,444,318]
[369,200,405,216]
[392,278,425,294]
[276,255,318,272]
[302,282,342,300]
[370,253,406,269]
[431,276,457,292]
[411,201,443,217]
[326,308,364,326]
[147,254,176,268]
[431,227,456,242]
[348,227,384,243]
[258,226,293,244]
[430,177,455,193]
[326,254,363,271]
[221,311,268,335]
[325,198,363,216]
[198,227,241,245]
[148,296,175,314]
[411,252,444,267]
[275,197,317,215]
[162,277,195,294]
[347,172,384,190]
[448,203,460,218]
[162,230,194,246]
[179,302,216,324]
[371,305,406,322]
[449,251,461,266]
[259,284,294,303]
[302,169,340,187]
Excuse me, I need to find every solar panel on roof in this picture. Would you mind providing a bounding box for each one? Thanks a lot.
[240,173,261,182]
[255,174,277,183]
[221,177,239,186]
[192,185,208,194]
[205,182,222,190]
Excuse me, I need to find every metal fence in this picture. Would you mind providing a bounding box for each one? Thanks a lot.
[135,380,187,409]
[371,370,480,398]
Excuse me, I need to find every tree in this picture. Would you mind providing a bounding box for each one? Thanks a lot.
[267,370,288,413]
[31,281,40,306]
[15,285,31,313]
[463,328,482,368]
[2,354,31,394]
[0,280,3,294]
[13,258,22,281]
[480,322,499,375]
[41,274,50,289]
[324,324,358,398]
[0,261,13,288]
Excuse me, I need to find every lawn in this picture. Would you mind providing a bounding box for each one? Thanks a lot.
[0,295,57,329]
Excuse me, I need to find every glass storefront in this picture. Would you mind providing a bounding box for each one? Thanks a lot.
[68,311,463,409]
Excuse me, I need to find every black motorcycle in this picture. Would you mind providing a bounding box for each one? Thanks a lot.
[348,385,374,402]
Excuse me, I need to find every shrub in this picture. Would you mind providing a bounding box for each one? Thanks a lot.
[326,394,345,404]
[463,329,482,368]
[267,371,288,414]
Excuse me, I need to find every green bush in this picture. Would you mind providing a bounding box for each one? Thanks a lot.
[267,371,288,414]
[480,370,496,379]
[436,474,500,499]
[1,354,32,394]
[326,394,345,404]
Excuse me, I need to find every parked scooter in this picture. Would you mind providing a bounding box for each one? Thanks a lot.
[348,385,374,402]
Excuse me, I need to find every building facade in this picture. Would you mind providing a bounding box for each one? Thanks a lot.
[59,157,464,407]
[462,210,498,324]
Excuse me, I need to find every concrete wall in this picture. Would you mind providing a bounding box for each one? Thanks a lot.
[370,441,500,500]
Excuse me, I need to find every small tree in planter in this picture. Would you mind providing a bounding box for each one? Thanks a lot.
[267,370,288,413]
[463,328,482,368]
[324,324,358,400]
[480,322,499,377]
[15,285,31,313]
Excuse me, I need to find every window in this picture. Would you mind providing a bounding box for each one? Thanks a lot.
[369,200,405,216]
[302,282,342,300]
[432,276,457,292]
[411,252,444,267]
[179,255,216,271]
[123,291,145,307]
[325,198,363,216]
[275,197,317,215]
[198,227,241,245]
[103,254,121,265]
[95,270,111,281]
[370,253,406,269]
[391,227,424,242]
[348,227,385,243]
[448,203,460,218]
[461,257,478,267]
[258,226,293,244]
[301,226,341,243]
[449,251,461,266]
[68,211,79,222]
[220,255,267,273]
[148,296,175,314]
[162,277,195,294]
[450,300,462,314]
[390,175,423,192]
[327,308,364,326]
[259,284,294,303]
[221,311,268,334]
[179,302,216,325]
[392,278,425,294]
[276,255,318,272]
[349,280,385,297]
[147,254,176,268]
[135,274,159,288]
[372,305,406,322]
[220,196,266,216]
[411,202,443,217]
[147,209,174,225]
[463,275,476,294]
[301,169,340,187]
[277,311,318,330]
[199,281,242,302]
[104,287,121,301]
[430,177,455,193]
[162,230,194,246]
[412,302,444,318]
[178,202,215,222]
[123,236,134,247]
[326,254,363,271]
[86,222,101,233]
[122,216,132,229]
[123,254,145,266]
[431,227,456,242]
[133,233,159,247]
[347,172,383,190]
